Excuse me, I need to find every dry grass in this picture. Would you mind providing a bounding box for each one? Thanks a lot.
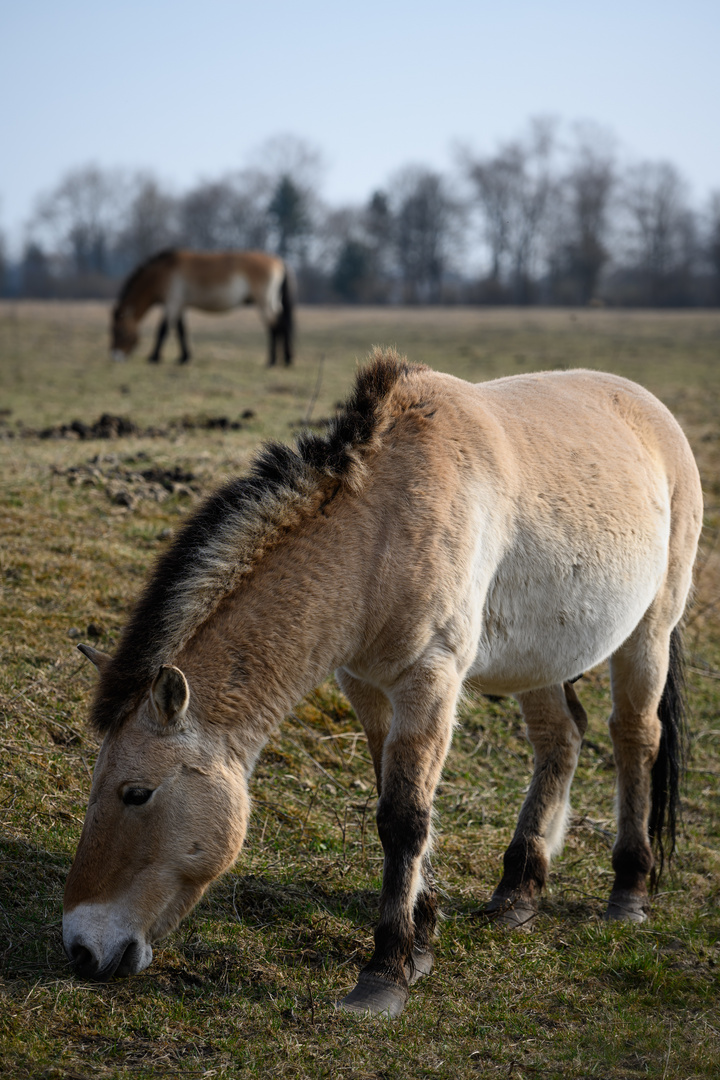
[1,301,719,1079]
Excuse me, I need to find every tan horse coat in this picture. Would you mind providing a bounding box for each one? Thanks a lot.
[64,353,702,1017]
[111,249,293,365]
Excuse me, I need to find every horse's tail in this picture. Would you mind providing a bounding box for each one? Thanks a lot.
[648,624,689,889]
[280,264,295,361]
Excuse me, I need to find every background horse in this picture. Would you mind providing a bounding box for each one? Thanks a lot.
[63,352,702,1019]
[110,249,294,366]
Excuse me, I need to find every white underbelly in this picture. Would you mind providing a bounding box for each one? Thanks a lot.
[467,534,668,695]
[185,275,251,312]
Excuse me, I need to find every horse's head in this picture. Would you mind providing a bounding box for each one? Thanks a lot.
[63,648,250,980]
[110,305,139,360]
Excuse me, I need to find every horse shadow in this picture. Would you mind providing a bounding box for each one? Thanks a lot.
[152,871,382,999]
[0,835,73,981]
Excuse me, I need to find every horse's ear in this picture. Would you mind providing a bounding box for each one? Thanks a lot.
[150,665,190,727]
[77,644,112,674]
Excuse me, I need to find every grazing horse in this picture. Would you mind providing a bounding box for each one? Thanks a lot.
[110,249,294,366]
[64,352,702,1019]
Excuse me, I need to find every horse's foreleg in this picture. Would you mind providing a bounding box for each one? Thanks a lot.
[335,669,391,794]
[339,667,458,1017]
[488,682,586,929]
[149,317,168,363]
[606,622,673,923]
[176,316,190,364]
[336,669,438,993]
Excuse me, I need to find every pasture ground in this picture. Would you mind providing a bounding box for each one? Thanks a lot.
[1,302,719,1079]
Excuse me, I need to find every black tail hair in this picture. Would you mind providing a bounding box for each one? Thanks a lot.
[280,267,294,361]
[648,625,689,889]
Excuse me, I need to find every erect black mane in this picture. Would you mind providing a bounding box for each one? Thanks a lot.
[89,351,422,735]
[116,249,178,309]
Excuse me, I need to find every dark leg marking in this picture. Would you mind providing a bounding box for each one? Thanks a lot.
[267,325,279,367]
[340,775,431,1017]
[282,320,292,366]
[486,684,585,930]
[335,667,456,1017]
[605,843,652,922]
[176,315,190,364]
[406,854,436,985]
[604,621,679,923]
[485,838,546,930]
[149,316,168,362]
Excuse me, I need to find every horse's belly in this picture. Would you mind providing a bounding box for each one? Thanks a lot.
[467,540,667,695]
[187,275,250,311]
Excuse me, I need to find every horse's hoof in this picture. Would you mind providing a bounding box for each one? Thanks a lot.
[338,972,409,1018]
[604,891,648,923]
[405,946,434,986]
[484,894,538,931]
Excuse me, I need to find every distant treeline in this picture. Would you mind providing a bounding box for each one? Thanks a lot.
[2,123,719,307]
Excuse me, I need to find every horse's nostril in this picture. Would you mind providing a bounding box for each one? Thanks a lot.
[115,939,141,977]
[69,943,97,976]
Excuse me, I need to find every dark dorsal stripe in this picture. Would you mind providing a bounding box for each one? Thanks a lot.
[89,351,422,734]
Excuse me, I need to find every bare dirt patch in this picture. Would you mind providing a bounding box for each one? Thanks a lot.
[6,409,258,440]
[53,454,202,509]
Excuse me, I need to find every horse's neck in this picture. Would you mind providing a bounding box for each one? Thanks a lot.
[125,269,166,319]
[180,503,372,769]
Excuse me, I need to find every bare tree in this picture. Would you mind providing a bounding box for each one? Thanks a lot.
[20,242,54,297]
[30,165,127,279]
[267,174,311,259]
[621,162,697,305]
[177,172,271,252]
[545,125,616,303]
[249,134,324,192]
[464,118,558,302]
[364,190,394,282]
[117,175,177,266]
[705,191,720,304]
[248,135,324,264]
[178,179,236,249]
[389,167,457,303]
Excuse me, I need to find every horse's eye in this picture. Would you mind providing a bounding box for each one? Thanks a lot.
[122,787,154,806]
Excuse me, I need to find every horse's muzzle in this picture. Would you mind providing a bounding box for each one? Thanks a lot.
[63,903,153,980]
[65,933,153,980]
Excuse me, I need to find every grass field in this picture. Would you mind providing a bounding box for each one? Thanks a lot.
[1,302,719,1079]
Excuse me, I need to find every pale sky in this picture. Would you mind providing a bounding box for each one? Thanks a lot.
[2,0,719,251]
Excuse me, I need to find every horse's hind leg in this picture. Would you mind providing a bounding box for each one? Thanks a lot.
[281,316,292,366]
[176,316,190,364]
[267,325,278,367]
[606,618,679,923]
[488,682,587,929]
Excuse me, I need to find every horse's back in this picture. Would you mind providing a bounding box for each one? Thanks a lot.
[422,368,701,537]
[440,368,695,482]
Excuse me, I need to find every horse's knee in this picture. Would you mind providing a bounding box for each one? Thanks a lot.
[376,794,429,862]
